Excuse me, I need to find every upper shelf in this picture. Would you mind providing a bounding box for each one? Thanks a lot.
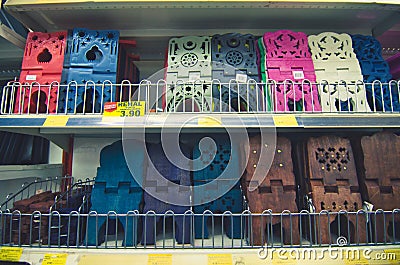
[1,112,400,150]
[2,79,400,139]
[4,1,400,36]
[2,113,400,131]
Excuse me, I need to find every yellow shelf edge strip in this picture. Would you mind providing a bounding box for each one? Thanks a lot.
[43,115,69,127]
[273,115,299,127]
[198,116,222,126]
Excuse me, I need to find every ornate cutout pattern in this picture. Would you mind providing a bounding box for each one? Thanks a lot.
[15,31,67,114]
[142,143,191,244]
[241,136,299,245]
[68,28,119,71]
[304,136,366,244]
[211,33,263,111]
[264,31,310,59]
[87,140,144,246]
[308,32,370,112]
[360,132,400,242]
[309,33,355,61]
[193,138,243,239]
[60,28,120,113]
[166,36,212,111]
[262,30,322,112]
[352,34,400,111]
[315,147,350,172]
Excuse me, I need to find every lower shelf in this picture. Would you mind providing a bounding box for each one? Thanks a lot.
[1,211,399,248]
[1,245,399,265]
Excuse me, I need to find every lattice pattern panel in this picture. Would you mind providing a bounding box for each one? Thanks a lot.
[360,132,400,242]
[211,33,263,111]
[87,140,143,246]
[308,32,370,112]
[15,31,67,114]
[193,137,243,239]
[352,34,400,111]
[142,143,191,244]
[60,28,119,113]
[304,136,366,244]
[165,36,212,112]
[262,30,321,112]
[242,136,299,245]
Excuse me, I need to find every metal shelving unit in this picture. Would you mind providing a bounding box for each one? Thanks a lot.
[3,0,400,78]
[0,1,400,264]
[3,0,400,36]
[1,79,400,149]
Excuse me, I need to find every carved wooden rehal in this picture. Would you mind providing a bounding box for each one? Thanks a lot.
[242,136,299,245]
[305,136,367,244]
[361,132,400,242]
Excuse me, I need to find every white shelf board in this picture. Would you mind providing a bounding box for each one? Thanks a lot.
[0,163,63,180]
[4,1,400,36]
[11,245,400,265]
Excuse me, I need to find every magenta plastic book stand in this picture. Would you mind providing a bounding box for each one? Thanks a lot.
[263,30,321,112]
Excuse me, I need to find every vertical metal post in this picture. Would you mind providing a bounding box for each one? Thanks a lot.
[62,136,74,192]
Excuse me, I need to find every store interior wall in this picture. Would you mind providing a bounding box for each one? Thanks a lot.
[72,137,117,180]
[0,132,52,202]
[0,177,37,203]
[49,142,63,164]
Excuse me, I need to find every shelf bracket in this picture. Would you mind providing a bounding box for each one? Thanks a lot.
[43,134,70,151]
[0,0,27,48]
[0,127,70,150]
[0,22,25,48]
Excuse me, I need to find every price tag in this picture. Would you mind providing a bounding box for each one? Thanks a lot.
[198,117,222,126]
[236,73,247,83]
[42,253,68,265]
[0,247,23,261]
[147,254,172,265]
[292,70,305,80]
[26,75,37,81]
[189,72,201,82]
[103,101,145,117]
[208,254,232,265]
[273,115,298,127]
[43,116,69,127]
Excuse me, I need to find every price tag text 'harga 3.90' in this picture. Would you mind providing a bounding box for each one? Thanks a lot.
[104,101,145,117]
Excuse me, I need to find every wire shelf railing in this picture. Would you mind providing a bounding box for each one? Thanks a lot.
[0,210,399,249]
[0,176,72,211]
[1,79,400,115]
